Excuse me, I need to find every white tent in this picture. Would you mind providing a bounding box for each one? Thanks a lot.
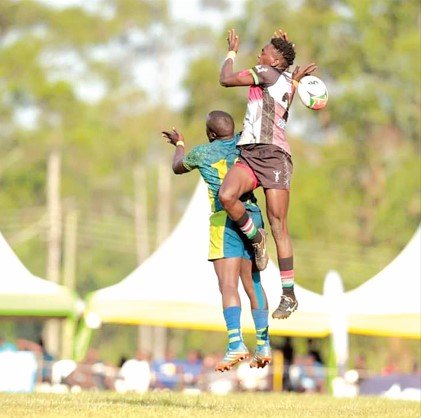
[344,227,420,338]
[86,181,330,337]
[0,232,78,318]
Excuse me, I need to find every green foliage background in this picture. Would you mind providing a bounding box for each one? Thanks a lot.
[0,0,419,370]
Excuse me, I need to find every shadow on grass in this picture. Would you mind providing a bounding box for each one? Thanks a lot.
[93,393,217,411]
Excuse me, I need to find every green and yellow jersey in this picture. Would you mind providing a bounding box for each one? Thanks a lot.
[182,134,258,213]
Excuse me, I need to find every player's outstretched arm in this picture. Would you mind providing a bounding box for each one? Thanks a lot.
[219,28,254,87]
[161,127,189,174]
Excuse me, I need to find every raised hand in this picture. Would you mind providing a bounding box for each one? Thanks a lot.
[273,28,295,51]
[161,127,184,146]
[273,28,289,42]
[292,63,318,83]
[227,28,239,53]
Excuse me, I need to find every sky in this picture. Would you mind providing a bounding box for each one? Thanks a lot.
[170,0,244,29]
[38,0,245,25]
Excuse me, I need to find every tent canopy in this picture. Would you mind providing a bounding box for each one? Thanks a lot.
[87,181,330,337]
[344,227,420,338]
[0,233,79,319]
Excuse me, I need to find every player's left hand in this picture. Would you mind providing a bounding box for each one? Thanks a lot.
[162,127,184,146]
[292,62,317,83]
[273,28,295,50]
[273,28,289,42]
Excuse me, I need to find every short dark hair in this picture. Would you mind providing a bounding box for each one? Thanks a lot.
[207,110,234,138]
[271,37,296,68]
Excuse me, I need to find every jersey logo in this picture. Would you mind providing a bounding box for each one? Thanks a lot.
[277,118,287,129]
[255,65,268,73]
[273,170,282,183]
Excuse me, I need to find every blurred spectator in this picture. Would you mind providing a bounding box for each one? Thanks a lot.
[65,348,112,390]
[273,337,294,391]
[151,350,183,390]
[118,355,128,368]
[237,361,269,391]
[198,352,218,391]
[289,354,326,393]
[0,350,38,393]
[307,338,324,365]
[0,336,17,352]
[116,350,151,393]
[353,354,368,384]
[17,338,54,382]
[289,354,305,392]
[38,338,54,382]
[303,353,325,392]
[279,337,294,365]
[411,362,420,374]
[354,354,367,371]
[382,356,399,376]
[332,370,359,398]
[181,350,203,389]
[199,351,237,394]
[51,359,77,387]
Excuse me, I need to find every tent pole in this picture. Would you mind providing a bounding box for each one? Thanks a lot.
[133,164,154,354]
[272,350,284,391]
[62,318,76,360]
[45,148,62,358]
[149,159,172,359]
[61,206,78,358]
[73,317,94,362]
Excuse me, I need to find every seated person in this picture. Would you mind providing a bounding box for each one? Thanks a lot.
[151,350,183,390]
[117,350,151,393]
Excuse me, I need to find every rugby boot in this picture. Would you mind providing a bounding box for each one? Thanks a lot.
[250,340,272,369]
[272,295,298,319]
[215,343,250,372]
[252,228,269,271]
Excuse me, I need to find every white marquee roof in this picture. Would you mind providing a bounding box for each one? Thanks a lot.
[0,233,78,318]
[344,227,420,338]
[87,181,330,337]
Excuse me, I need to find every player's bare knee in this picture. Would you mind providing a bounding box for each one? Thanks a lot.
[221,283,237,297]
[218,188,235,209]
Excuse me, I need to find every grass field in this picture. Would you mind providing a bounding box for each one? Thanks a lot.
[0,392,419,418]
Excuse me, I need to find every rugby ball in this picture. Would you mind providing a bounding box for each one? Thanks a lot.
[297,75,328,110]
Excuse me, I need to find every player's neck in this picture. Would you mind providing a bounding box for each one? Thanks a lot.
[215,135,233,141]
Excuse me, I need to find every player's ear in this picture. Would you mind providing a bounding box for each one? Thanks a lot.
[271,58,280,67]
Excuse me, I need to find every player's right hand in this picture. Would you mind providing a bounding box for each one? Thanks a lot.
[161,127,184,146]
[227,29,239,53]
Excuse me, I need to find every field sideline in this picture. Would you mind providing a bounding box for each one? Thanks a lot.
[0,392,419,418]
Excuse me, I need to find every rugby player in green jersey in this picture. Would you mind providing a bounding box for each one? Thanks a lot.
[162,111,271,371]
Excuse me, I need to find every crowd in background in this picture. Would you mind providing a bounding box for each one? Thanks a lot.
[1,335,419,396]
[0,336,330,394]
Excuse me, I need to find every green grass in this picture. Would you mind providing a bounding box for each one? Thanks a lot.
[0,392,419,418]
